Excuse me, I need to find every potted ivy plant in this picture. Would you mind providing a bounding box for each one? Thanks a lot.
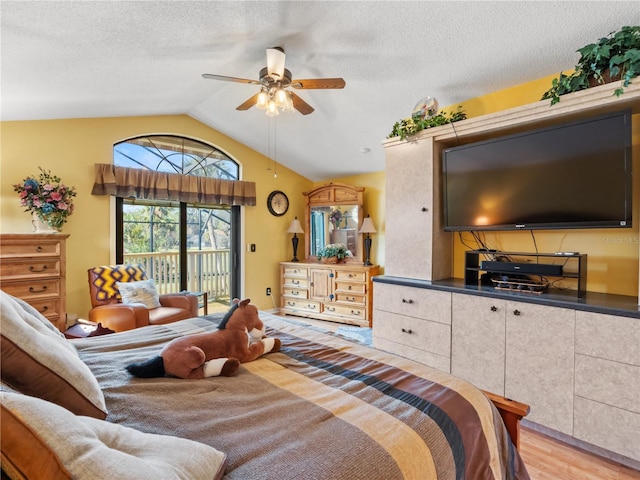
[317,243,351,263]
[542,25,640,105]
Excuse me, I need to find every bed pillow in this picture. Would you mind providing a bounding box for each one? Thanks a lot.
[0,291,107,419]
[1,391,227,480]
[116,279,161,309]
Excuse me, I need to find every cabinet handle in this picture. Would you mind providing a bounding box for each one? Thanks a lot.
[308,304,317,310]
[293,280,300,285]
[350,310,360,315]
[513,309,521,316]
[38,305,49,313]
[402,298,413,304]
[401,328,413,334]
[36,245,44,252]
[348,273,355,278]
[287,301,295,306]
[292,291,300,296]
[346,296,355,302]
[29,265,48,273]
[490,305,497,312]
[348,285,352,290]
[421,207,428,212]
[29,286,48,293]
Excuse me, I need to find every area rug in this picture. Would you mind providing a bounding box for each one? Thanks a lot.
[334,326,373,346]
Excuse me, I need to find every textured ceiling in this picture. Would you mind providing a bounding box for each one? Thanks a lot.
[2,1,639,181]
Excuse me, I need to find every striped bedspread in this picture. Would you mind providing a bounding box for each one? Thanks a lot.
[75,312,529,479]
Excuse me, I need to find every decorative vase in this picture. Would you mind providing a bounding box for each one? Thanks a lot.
[32,212,59,234]
[321,256,338,264]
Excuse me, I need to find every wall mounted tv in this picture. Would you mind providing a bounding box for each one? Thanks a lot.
[442,109,632,231]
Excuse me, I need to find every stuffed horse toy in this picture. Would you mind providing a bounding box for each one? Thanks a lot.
[126,298,281,379]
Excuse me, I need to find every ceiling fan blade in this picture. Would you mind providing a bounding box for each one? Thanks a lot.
[266,47,286,80]
[202,73,261,85]
[236,93,260,111]
[289,91,314,115]
[291,78,346,89]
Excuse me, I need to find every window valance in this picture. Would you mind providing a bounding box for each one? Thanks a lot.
[91,164,256,206]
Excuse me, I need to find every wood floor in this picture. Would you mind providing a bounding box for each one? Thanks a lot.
[281,314,640,480]
[520,427,640,480]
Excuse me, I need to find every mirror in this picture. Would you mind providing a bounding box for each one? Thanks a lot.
[303,183,364,263]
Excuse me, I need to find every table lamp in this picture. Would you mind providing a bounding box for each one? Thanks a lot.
[286,217,304,262]
[358,215,376,266]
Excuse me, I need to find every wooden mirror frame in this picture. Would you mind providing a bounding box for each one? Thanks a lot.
[303,183,365,263]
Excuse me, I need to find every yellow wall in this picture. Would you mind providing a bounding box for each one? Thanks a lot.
[2,72,636,326]
[0,115,312,318]
[448,76,640,297]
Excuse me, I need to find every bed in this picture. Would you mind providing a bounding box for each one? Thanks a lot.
[1,292,530,479]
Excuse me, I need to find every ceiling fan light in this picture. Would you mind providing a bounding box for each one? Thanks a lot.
[284,91,294,111]
[256,90,268,109]
[266,100,279,116]
[275,88,288,108]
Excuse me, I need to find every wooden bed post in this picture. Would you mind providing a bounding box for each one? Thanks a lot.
[482,390,530,450]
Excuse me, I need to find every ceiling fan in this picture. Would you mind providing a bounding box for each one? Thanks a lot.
[202,47,345,116]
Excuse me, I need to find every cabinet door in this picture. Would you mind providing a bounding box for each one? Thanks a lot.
[505,301,575,435]
[309,267,333,302]
[451,294,506,395]
[384,140,434,280]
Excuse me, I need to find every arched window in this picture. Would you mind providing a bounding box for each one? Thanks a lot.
[111,135,243,311]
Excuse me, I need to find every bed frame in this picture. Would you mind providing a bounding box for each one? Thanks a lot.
[483,390,530,449]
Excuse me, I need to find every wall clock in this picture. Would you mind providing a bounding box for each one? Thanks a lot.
[267,190,289,216]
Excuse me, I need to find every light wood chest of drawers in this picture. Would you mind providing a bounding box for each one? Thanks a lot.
[280,261,379,327]
[0,234,69,331]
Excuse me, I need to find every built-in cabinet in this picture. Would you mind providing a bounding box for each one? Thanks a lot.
[374,82,640,465]
[373,283,451,372]
[0,233,69,331]
[573,311,640,461]
[280,261,379,327]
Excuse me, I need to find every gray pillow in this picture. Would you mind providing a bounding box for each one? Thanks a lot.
[0,290,107,418]
[1,391,227,480]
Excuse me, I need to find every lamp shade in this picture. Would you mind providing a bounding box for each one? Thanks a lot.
[358,216,376,234]
[287,217,304,234]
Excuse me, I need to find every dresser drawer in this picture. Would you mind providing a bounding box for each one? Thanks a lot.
[324,303,365,319]
[373,310,451,358]
[0,259,61,280]
[335,282,366,294]
[334,292,366,304]
[335,270,366,282]
[0,279,61,300]
[283,266,308,277]
[284,277,309,289]
[0,238,62,258]
[23,297,62,320]
[282,298,321,314]
[283,288,308,300]
[374,283,451,324]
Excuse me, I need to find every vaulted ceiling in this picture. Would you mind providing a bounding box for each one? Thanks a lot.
[2,1,637,180]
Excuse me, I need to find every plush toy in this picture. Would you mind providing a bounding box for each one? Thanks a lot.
[126,298,281,379]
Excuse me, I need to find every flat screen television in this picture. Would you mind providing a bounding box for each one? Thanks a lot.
[442,109,632,231]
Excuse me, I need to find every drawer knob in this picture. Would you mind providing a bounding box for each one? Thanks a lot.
[29,286,48,293]
[421,207,428,212]
[401,328,413,334]
[513,309,521,316]
[38,305,49,313]
[490,305,497,312]
[401,298,413,304]
[29,265,48,273]
[36,245,44,252]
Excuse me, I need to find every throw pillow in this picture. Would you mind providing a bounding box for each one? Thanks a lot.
[116,279,161,309]
[1,391,227,480]
[0,291,107,419]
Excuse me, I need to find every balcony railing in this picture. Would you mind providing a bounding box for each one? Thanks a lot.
[123,250,230,305]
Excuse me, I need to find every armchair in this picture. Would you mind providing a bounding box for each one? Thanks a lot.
[87,264,198,332]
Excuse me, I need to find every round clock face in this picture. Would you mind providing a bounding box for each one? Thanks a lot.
[267,190,289,216]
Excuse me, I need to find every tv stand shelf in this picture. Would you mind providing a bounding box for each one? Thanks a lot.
[464,250,587,297]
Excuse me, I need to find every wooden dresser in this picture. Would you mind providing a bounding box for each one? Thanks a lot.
[280,261,379,327]
[0,234,69,331]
